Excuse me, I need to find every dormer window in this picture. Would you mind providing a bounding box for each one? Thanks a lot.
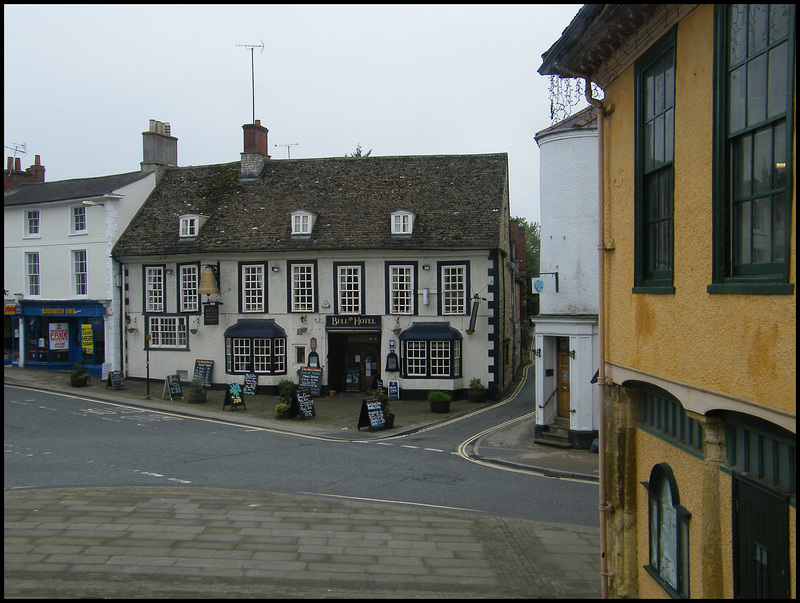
[291,210,316,235]
[391,210,415,235]
[180,215,199,237]
[179,214,208,238]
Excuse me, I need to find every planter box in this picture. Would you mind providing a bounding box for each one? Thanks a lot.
[429,400,451,413]
[468,390,487,403]
[70,375,90,387]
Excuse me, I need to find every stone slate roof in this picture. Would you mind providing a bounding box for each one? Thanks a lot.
[4,171,150,206]
[112,153,509,257]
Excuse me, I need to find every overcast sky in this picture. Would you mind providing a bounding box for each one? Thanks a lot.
[4,4,585,224]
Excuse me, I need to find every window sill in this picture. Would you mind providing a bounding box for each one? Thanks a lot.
[707,282,794,295]
[643,564,685,599]
[632,285,675,294]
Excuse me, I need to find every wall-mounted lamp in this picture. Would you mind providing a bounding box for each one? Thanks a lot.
[385,351,399,372]
[126,316,138,333]
[422,264,430,270]
[297,327,308,335]
[165,268,174,275]
[568,350,576,359]
[300,314,307,323]
[271,265,280,272]
[533,348,541,357]
[322,301,330,309]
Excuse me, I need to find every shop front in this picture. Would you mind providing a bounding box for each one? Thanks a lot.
[15,300,107,376]
[325,315,382,394]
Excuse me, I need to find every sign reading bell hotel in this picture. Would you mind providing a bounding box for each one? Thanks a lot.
[325,315,381,330]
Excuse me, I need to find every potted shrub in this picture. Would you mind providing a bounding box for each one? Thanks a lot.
[428,390,451,413]
[468,377,487,403]
[70,360,91,387]
[187,378,207,403]
[275,378,297,419]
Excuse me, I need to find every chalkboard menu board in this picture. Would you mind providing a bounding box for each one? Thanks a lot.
[296,390,316,419]
[166,374,183,400]
[358,397,386,430]
[298,367,322,397]
[106,370,125,390]
[388,380,400,400]
[193,359,213,388]
[223,383,245,410]
[243,373,258,396]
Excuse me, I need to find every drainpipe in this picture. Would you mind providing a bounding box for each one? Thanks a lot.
[584,78,611,599]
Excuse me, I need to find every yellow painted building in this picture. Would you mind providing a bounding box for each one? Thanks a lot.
[540,4,795,598]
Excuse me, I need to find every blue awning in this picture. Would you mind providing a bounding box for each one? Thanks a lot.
[224,319,286,339]
[399,322,461,341]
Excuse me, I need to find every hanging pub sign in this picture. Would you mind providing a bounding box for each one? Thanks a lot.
[203,303,219,326]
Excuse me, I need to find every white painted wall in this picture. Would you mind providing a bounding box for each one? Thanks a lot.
[537,128,599,316]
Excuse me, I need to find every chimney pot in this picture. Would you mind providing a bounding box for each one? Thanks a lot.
[7,157,12,171]
[15,158,21,171]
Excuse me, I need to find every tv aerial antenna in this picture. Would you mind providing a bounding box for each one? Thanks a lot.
[236,39,265,124]
[4,142,27,174]
[275,143,299,159]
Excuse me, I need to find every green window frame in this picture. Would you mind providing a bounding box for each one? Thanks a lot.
[634,27,677,293]
[710,4,795,294]
[644,464,691,598]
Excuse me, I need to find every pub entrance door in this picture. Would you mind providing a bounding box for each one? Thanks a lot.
[328,332,380,394]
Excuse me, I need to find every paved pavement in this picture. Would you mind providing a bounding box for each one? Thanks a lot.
[4,364,601,598]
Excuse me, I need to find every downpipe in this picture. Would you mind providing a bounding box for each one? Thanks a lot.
[584,78,612,599]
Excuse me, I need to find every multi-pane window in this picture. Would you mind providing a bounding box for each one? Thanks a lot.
[226,337,286,374]
[180,216,198,237]
[179,264,199,312]
[25,210,40,237]
[241,264,266,313]
[291,263,314,312]
[145,266,164,312]
[429,341,451,376]
[391,211,414,234]
[441,264,467,314]
[401,338,461,378]
[405,341,427,376]
[292,212,313,235]
[712,4,794,291]
[635,29,675,291]
[71,205,87,234]
[389,265,414,314]
[26,252,40,296]
[338,265,362,314]
[726,419,795,493]
[147,316,188,348]
[72,249,88,296]
[646,464,690,597]
[640,390,704,453]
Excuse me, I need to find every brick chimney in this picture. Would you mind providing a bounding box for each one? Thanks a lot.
[4,155,45,190]
[240,120,270,180]
[141,119,178,177]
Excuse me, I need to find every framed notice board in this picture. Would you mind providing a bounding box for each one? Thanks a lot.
[296,390,316,419]
[358,397,386,430]
[193,359,213,388]
[298,367,322,397]
[243,373,258,396]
